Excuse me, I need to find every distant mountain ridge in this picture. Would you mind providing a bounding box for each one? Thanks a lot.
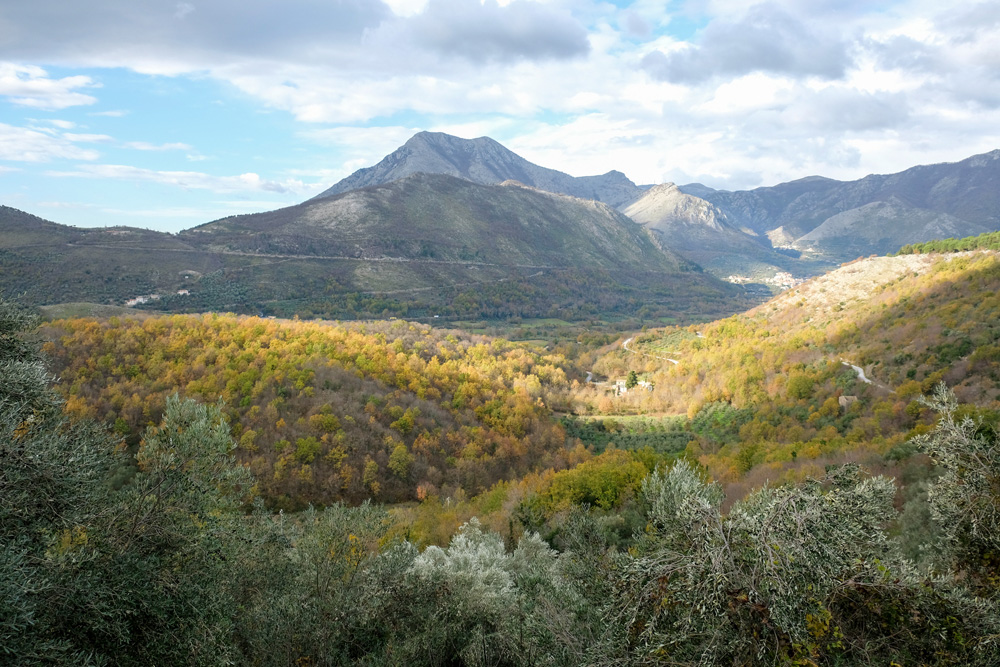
[311,131,645,209]
[0,175,745,323]
[6,132,1000,314]
[678,150,1000,261]
[311,133,1000,284]
[621,183,827,282]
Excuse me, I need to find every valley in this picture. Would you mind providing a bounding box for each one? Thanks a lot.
[8,133,1000,665]
[13,239,1000,664]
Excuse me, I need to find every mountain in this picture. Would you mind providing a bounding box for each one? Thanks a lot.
[679,150,1000,263]
[794,197,990,257]
[189,173,673,270]
[0,205,220,306]
[622,184,830,285]
[0,174,746,323]
[311,131,645,209]
[179,172,745,321]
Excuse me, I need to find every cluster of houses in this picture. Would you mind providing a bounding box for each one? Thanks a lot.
[124,289,190,307]
[613,379,653,395]
[726,271,805,289]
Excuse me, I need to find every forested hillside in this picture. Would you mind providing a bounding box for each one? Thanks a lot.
[41,314,584,509]
[582,250,1000,494]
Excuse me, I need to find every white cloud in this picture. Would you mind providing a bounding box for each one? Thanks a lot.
[63,132,115,143]
[174,2,195,20]
[396,0,591,64]
[383,0,429,17]
[641,3,851,83]
[3,0,1000,230]
[45,163,311,194]
[123,141,194,151]
[0,123,101,162]
[0,63,99,109]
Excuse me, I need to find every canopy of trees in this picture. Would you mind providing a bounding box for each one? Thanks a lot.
[42,313,579,508]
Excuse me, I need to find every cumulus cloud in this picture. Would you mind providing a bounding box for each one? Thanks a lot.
[4,0,1000,233]
[642,3,851,83]
[400,0,590,63]
[0,63,98,109]
[0,123,101,162]
[864,34,941,73]
[782,87,910,132]
[46,164,309,194]
[0,0,391,70]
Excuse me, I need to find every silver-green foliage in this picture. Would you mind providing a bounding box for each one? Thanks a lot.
[913,384,1000,575]
[401,518,584,666]
[1,298,116,664]
[605,459,997,665]
[0,294,260,665]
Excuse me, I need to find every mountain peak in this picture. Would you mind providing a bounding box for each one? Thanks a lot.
[625,182,728,232]
[310,131,643,208]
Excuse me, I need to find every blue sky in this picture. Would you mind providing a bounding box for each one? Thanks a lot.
[2,0,999,233]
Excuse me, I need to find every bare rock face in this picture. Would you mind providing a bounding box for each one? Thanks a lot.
[622,183,811,282]
[311,131,644,209]
[624,183,729,232]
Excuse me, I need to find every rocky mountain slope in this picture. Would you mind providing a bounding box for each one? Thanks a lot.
[189,173,681,271]
[622,184,834,284]
[311,131,645,209]
[679,150,1000,263]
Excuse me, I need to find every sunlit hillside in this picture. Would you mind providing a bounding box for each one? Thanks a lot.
[42,314,582,509]
[582,249,1000,491]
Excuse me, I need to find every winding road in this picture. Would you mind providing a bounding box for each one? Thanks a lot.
[841,360,893,392]
[622,337,679,365]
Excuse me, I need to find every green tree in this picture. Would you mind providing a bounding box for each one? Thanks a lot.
[600,461,998,665]
[1,297,117,663]
[625,370,638,389]
[1,296,262,665]
[388,443,414,480]
[786,372,815,399]
[913,384,1000,589]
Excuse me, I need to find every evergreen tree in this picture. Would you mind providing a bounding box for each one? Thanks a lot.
[625,370,638,389]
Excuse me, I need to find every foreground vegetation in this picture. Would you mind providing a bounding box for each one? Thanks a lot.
[6,295,1000,665]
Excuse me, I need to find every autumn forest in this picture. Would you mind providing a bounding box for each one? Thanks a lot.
[7,241,1000,665]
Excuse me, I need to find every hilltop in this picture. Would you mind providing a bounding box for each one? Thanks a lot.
[311,131,645,209]
[582,248,1000,494]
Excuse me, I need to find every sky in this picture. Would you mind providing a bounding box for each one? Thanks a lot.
[1,0,999,233]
